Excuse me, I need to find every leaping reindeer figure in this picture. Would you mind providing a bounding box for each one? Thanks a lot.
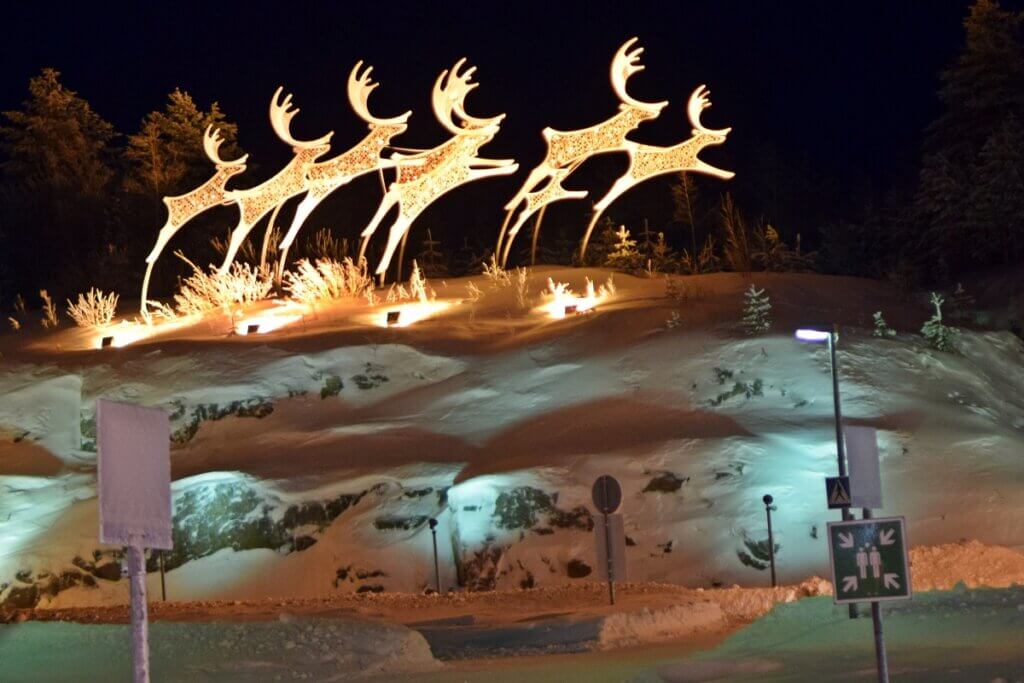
[358,60,517,279]
[219,89,333,274]
[140,126,248,317]
[578,85,734,260]
[275,62,412,281]
[497,38,667,266]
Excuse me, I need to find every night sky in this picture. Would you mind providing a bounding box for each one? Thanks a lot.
[1,1,1017,253]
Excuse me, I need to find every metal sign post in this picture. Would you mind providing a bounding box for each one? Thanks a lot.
[827,516,910,683]
[97,400,172,683]
[428,518,441,594]
[762,494,777,588]
[591,475,623,606]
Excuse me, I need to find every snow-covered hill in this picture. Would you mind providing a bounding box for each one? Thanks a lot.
[1,269,1022,609]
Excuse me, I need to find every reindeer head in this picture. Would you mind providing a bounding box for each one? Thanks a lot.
[686,85,734,180]
[611,37,668,115]
[203,126,248,170]
[269,87,334,154]
[432,59,505,136]
[347,61,411,133]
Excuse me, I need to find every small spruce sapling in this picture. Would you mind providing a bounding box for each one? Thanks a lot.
[742,285,771,335]
[666,310,683,329]
[921,292,958,352]
[872,311,896,338]
[604,225,641,271]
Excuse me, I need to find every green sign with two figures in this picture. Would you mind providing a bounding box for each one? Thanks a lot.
[826,517,912,604]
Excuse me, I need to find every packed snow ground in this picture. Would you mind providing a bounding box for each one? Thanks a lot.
[1,584,1021,682]
[0,269,1022,610]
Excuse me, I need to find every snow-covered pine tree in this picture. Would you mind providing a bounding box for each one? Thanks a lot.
[637,219,657,263]
[872,311,896,338]
[604,225,641,271]
[742,285,771,335]
[650,232,675,273]
[921,292,958,352]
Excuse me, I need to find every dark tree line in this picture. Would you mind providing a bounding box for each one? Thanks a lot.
[821,0,1024,284]
[0,69,242,308]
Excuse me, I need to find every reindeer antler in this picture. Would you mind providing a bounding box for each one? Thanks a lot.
[610,37,668,113]
[687,85,731,136]
[269,87,333,149]
[203,126,248,167]
[348,61,411,127]
[432,59,504,135]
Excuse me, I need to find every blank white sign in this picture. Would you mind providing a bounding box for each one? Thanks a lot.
[844,425,883,509]
[97,399,173,549]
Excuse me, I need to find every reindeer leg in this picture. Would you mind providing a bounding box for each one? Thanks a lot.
[374,214,414,277]
[395,230,409,283]
[259,203,285,271]
[495,209,516,267]
[579,176,634,261]
[278,193,324,280]
[501,208,533,267]
[141,220,182,316]
[531,204,549,267]
[219,217,260,275]
[358,191,400,263]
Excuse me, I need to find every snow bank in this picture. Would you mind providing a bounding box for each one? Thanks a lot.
[598,601,724,649]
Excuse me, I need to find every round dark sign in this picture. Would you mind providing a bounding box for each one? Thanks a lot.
[591,475,623,514]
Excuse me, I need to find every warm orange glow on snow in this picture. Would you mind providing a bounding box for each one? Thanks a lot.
[93,316,198,349]
[233,304,305,336]
[537,278,610,319]
[358,300,455,328]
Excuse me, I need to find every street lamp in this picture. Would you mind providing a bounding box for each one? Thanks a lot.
[796,324,857,619]
[794,325,847,487]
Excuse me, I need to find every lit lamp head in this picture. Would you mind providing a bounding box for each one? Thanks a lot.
[246,323,260,336]
[100,335,115,349]
[386,310,401,327]
[794,325,833,343]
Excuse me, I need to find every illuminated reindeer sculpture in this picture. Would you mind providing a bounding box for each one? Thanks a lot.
[219,89,334,274]
[579,85,734,259]
[497,38,667,267]
[358,60,517,279]
[275,62,412,280]
[140,126,248,317]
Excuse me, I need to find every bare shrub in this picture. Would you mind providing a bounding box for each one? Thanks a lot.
[283,257,373,307]
[39,290,58,329]
[171,252,273,317]
[67,288,119,328]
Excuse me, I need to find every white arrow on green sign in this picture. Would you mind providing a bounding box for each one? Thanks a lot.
[826,516,912,604]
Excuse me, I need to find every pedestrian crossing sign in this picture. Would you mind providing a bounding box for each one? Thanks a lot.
[826,475,852,509]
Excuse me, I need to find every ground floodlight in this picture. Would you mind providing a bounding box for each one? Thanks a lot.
[100,336,115,348]
[246,324,260,335]
[386,310,401,326]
